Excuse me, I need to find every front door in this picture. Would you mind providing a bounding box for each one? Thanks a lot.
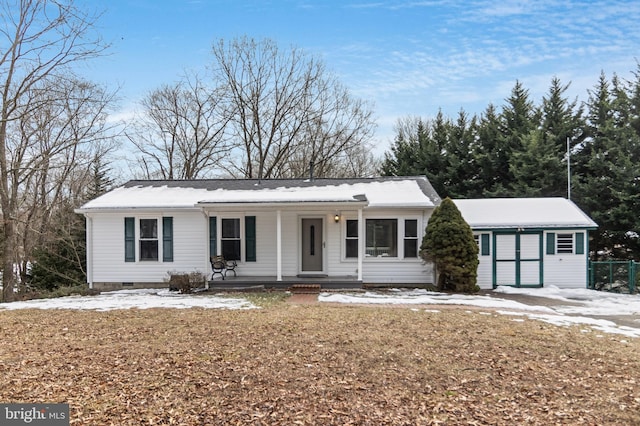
[494,232,543,288]
[301,218,323,272]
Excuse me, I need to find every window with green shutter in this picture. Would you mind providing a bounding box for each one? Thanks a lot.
[245,216,256,262]
[209,216,217,257]
[481,234,490,256]
[575,232,585,255]
[125,217,135,262]
[546,232,555,255]
[163,217,173,262]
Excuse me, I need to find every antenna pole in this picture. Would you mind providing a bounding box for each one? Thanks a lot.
[567,137,571,200]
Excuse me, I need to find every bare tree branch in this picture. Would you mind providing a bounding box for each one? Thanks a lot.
[0,0,110,300]
[127,72,231,179]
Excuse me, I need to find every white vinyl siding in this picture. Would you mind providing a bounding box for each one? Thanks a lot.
[543,230,588,288]
[91,211,208,284]
[87,207,436,286]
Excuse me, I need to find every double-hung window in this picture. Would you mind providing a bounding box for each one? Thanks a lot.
[345,220,359,258]
[124,217,173,262]
[221,218,241,260]
[404,219,418,258]
[209,216,257,262]
[139,219,159,261]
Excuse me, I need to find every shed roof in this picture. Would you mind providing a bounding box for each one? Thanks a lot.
[77,176,441,212]
[453,198,597,230]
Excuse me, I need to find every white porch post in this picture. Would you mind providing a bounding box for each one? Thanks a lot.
[276,209,282,281]
[358,207,363,281]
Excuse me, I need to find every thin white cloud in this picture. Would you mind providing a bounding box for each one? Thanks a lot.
[332,0,640,126]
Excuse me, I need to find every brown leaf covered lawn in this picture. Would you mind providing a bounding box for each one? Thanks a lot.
[1,299,639,425]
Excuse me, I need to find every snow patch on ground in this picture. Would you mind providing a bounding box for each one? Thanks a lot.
[320,289,556,313]
[0,288,256,311]
[320,286,640,338]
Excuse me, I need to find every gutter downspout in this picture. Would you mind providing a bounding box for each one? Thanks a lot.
[202,209,210,290]
[277,209,282,281]
[85,215,93,289]
[358,207,363,282]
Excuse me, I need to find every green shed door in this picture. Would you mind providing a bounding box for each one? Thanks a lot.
[493,232,543,288]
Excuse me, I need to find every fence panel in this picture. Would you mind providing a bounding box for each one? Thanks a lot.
[589,260,637,293]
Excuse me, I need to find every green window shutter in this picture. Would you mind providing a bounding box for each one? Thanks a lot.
[546,232,556,255]
[163,217,173,262]
[124,217,135,262]
[245,216,256,262]
[575,232,585,255]
[481,234,490,256]
[209,216,217,257]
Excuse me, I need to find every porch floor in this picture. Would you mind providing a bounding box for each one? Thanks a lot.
[207,275,362,291]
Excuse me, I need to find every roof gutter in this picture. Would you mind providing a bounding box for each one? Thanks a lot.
[196,199,369,209]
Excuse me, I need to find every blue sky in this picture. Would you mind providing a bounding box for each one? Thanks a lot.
[85,0,640,153]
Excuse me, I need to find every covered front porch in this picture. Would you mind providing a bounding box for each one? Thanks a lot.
[200,199,369,283]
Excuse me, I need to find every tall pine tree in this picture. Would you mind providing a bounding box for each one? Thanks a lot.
[30,157,113,290]
[511,78,584,197]
[573,72,640,259]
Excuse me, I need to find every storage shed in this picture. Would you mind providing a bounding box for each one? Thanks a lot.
[454,198,597,289]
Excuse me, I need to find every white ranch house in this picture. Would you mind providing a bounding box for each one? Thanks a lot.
[76,177,598,291]
[75,177,441,290]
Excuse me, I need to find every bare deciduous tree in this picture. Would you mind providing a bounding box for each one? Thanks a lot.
[211,37,377,179]
[128,73,230,179]
[0,0,109,300]
[284,80,378,178]
[14,76,116,285]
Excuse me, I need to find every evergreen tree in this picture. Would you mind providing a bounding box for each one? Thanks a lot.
[473,103,503,196]
[30,157,113,290]
[443,110,481,198]
[485,81,539,196]
[381,114,453,197]
[511,78,584,197]
[382,69,640,260]
[30,202,87,290]
[629,62,640,138]
[510,130,566,197]
[381,119,424,177]
[87,154,115,199]
[573,72,640,259]
[424,111,454,197]
[541,77,585,154]
[421,198,479,293]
